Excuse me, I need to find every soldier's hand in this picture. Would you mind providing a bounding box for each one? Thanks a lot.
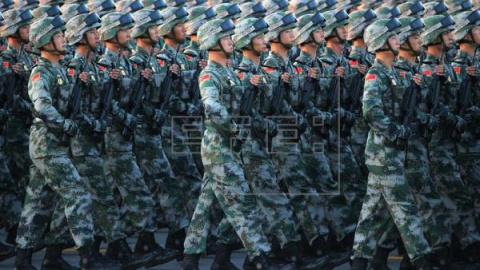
[250,75,262,86]
[397,124,413,139]
[281,72,290,83]
[170,64,180,75]
[110,68,120,80]
[434,65,445,77]
[79,71,89,83]
[357,64,368,75]
[152,109,166,124]
[335,66,345,77]
[141,68,152,80]
[413,74,423,86]
[199,59,208,70]
[63,119,78,137]
[466,66,477,77]
[454,116,467,133]
[153,47,161,55]
[93,119,107,134]
[123,114,137,130]
[308,67,318,79]
[12,62,23,74]
[427,116,439,131]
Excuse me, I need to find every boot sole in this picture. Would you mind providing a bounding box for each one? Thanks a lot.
[144,253,179,268]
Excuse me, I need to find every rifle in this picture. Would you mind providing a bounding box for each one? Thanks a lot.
[268,65,288,152]
[321,58,341,135]
[121,46,155,139]
[453,48,476,140]
[152,44,180,130]
[94,48,123,138]
[232,65,259,152]
[191,55,203,107]
[424,44,445,141]
[62,50,91,142]
[299,60,318,115]
[1,43,25,113]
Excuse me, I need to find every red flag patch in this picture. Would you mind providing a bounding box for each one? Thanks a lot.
[133,62,138,69]
[264,67,276,72]
[68,69,75,76]
[31,73,40,82]
[400,71,406,77]
[295,67,303,74]
[454,66,461,74]
[2,61,9,68]
[200,74,210,82]
[238,72,244,79]
[423,70,432,76]
[158,60,165,67]
[99,65,106,72]
[365,74,376,81]
[349,60,358,66]
[185,54,193,60]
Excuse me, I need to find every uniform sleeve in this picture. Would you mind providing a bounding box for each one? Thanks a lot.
[200,70,232,135]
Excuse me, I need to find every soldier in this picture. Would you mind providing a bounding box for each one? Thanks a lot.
[398,1,425,19]
[237,1,266,21]
[180,18,294,270]
[60,3,89,22]
[97,11,175,267]
[87,0,115,17]
[14,15,110,270]
[422,13,480,265]
[129,8,189,264]
[350,17,433,270]
[263,0,289,16]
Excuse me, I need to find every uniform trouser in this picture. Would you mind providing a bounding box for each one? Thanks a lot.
[162,123,202,215]
[134,128,190,233]
[456,153,480,218]
[184,161,271,258]
[103,151,155,236]
[5,141,31,199]
[429,139,480,248]
[45,155,126,245]
[16,155,94,249]
[0,151,22,231]
[352,166,431,261]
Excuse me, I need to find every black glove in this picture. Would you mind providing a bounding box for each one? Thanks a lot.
[454,116,467,133]
[426,116,439,131]
[63,119,78,137]
[397,124,415,139]
[344,111,356,126]
[297,116,308,134]
[152,109,167,124]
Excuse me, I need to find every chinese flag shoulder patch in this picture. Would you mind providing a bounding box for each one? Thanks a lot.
[31,73,40,82]
[158,60,165,67]
[133,62,138,69]
[349,60,358,66]
[365,73,376,81]
[423,70,432,76]
[99,65,106,72]
[200,74,210,82]
[2,61,9,68]
[400,71,406,77]
[238,72,244,79]
[68,69,75,76]
[295,67,303,74]
[185,54,193,60]
[264,66,276,72]
[454,66,461,74]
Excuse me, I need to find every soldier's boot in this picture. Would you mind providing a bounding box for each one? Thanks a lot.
[14,248,37,270]
[206,236,218,255]
[178,254,200,270]
[399,254,415,270]
[106,238,155,270]
[274,241,329,270]
[165,228,186,260]
[350,258,368,270]
[210,243,241,270]
[0,241,16,262]
[243,253,296,270]
[411,255,434,270]
[90,237,122,269]
[310,236,349,269]
[134,231,179,267]
[41,245,80,270]
[78,245,121,270]
[429,246,450,270]
[370,247,391,270]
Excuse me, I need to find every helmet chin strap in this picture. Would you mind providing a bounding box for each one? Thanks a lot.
[244,42,262,56]
[42,36,66,55]
[400,39,421,56]
[273,33,293,50]
[377,39,398,56]
[13,30,30,44]
[209,41,232,58]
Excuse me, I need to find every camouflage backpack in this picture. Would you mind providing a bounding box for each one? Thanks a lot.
[294,12,326,44]
[65,12,101,45]
[198,18,235,50]
[347,8,376,41]
[186,6,217,35]
[30,15,66,49]
[364,17,402,52]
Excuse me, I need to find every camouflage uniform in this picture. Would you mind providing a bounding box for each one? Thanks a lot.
[352,18,431,263]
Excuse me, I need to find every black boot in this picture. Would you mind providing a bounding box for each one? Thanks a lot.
[134,231,179,267]
[179,254,200,270]
[278,241,329,270]
[411,255,432,270]
[78,245,121,270]
[315,236,350,269]
[165,228,186,260]
[106,238,156,270]
[42,245,80,270]
[14,248,37,270]
[0,241,16,262]
[370,247,391,270]
[243,253,296,270]
[210,243,240,270]
[350,258,368,270]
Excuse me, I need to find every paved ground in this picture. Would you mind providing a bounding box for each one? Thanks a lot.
[0,231,402,269]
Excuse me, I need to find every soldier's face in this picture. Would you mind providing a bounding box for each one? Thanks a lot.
[219,35,234,53]
[335,25,347,41]
[85,28,100,48]
[172,23,187,42]
[52,31,66,52]
[252,34,267,52]
[19,25,31,43]
[407,34,423,52]
[441,30,454,48]
[312,29,324,44]
[387,34,400,53]
[471,26,480,45]
[117,29,131,45]
[148,26,159,42]
[279,29,294,45]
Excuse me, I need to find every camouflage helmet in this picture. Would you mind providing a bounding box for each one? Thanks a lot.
[166,0,185,7]
[61,4,89,22]
[64,0,87,4]
[131,9,163,38]
[362,0,382,10]
[186,6,216,35]
[239,2,266,20]
[445,0,473,16]
[423,2,448,17]
[453,10,480,41]
[198,18,235,50]
[158,6,188,36]
[216,3,241,20]
[347,9,376,40]
[33,5,61,20]
[88,0,115,17]
[15,0,39,9]
[335,0,361,12]
[66,12,101,45]
[317,0,336,12]
[185,0,206,9]
[98,12,134,41]
[264,0,289,16]
[0,0,14,12]
[322,9,349,38]
[29,15,66,49]
[208,0,230,6]
[116,0,144,13]
[364,17,402,52]
[422,14,455,45]
[264,12,297,41]
[0,9,33,38]
[294,12,325,44]
[398,1,424,18]
[142,0,167,10]
[232,17,268,48]
[0,12,4,27]
[289,0,318,17]
[375,6,401,19]
[397,16,424,44]
[39,0,63,6]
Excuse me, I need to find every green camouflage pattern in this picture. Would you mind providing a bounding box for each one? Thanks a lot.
[158,7,188,36]
[0,9,33,38]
